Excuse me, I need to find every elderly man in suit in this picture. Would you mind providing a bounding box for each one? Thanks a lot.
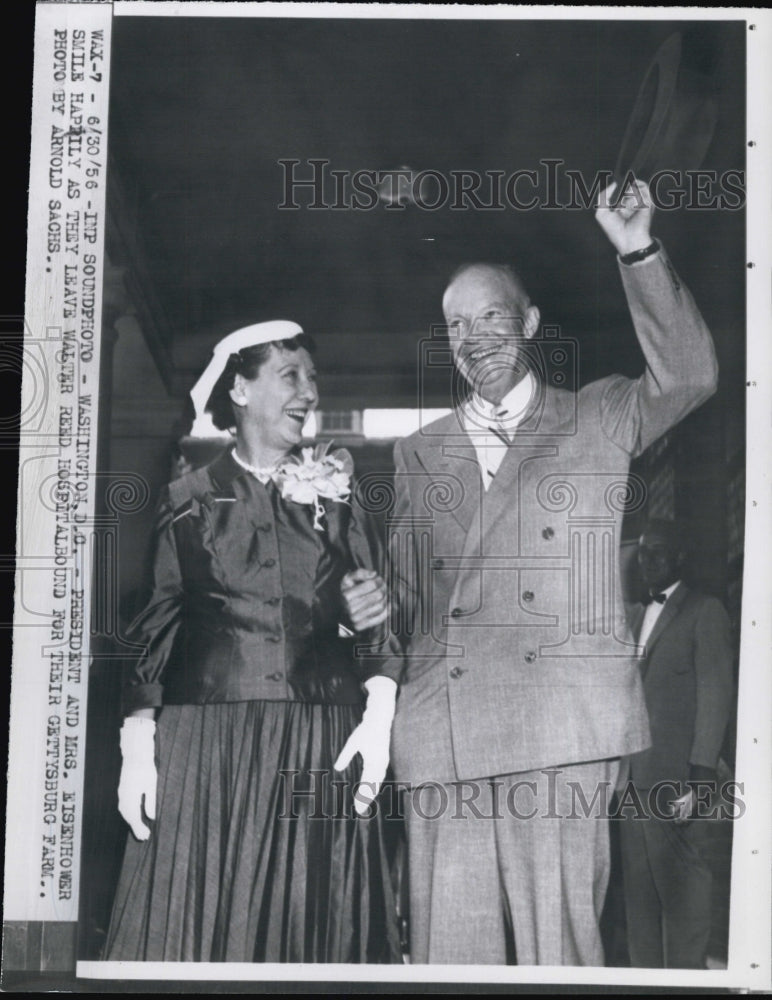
[619,519,734,968]
[380,179,719,966]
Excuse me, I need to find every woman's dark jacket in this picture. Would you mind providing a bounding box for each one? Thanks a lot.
[123,448,391,713]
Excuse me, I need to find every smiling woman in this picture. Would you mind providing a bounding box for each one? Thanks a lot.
[207,331,319,461]
[103,320,402,963]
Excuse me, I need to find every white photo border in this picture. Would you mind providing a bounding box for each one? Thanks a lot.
[5,2,770,992]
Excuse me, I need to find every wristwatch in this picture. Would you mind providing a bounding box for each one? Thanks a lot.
[619,239,660,265]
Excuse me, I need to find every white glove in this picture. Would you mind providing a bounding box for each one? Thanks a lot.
[117,716,157,841]
[334,675,397,816]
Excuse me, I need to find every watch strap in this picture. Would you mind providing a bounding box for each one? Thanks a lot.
[619,239,660,265]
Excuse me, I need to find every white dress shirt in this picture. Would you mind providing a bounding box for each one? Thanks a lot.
[462,373,536,489]
[638,579,682,651]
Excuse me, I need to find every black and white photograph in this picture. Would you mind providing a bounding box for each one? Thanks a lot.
[3,2,771,992]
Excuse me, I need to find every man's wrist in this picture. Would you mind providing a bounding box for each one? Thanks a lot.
[619,239,660,265]
[688,763,717,784]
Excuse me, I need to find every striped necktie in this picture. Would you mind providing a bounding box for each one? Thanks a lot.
[489,406,511,445]
[484,406,510,485]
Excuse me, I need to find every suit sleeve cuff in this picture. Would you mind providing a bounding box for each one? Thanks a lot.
[688,763,718,784]
[357,653,403,686]
[122,682,164,716]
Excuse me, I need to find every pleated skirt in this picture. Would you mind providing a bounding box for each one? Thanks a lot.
[104,700,401,963]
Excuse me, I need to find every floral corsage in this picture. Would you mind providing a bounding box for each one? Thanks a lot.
[275,442,352,530]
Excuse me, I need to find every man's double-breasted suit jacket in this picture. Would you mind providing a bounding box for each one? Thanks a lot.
[381,249,719,785]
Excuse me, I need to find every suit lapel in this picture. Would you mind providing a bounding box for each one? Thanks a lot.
[207,448,274,534]
[643,582,690,655]
[413,411,484,534]
[409,384,572,547]
[478,383,571,539]
[629,602,646,643]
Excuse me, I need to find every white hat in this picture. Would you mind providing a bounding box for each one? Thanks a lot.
[189,320,304,437]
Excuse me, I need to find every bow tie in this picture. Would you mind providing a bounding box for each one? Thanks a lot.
[644,592,667,606]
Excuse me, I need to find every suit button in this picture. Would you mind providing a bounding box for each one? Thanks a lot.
[450,607,463,618]
[265,634,281,643]
[433,558,445,569]
[265,596,280,606]
[449,666,465,679]
[259,522,272,532]
[266,672,282,681]
[263,558,276,568]
[542,527,554,540]
[524,650,537,664]
[522,590,534,603]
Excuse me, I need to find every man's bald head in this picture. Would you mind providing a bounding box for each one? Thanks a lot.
[443,262,530,311]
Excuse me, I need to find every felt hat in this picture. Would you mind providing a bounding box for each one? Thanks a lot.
[614,31,719,183]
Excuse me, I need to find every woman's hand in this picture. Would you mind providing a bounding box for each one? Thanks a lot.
[334,675,397,816]
[341,568,388,632]
[117,715,157,841]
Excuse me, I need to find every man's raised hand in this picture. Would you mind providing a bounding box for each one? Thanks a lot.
[595,178,654,257]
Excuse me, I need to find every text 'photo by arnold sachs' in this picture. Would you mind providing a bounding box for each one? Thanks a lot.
[4,7,755,989]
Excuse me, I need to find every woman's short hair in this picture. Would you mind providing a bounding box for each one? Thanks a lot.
[205,332,316,431]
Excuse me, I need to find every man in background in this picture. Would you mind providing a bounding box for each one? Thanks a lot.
[620,518,735,968]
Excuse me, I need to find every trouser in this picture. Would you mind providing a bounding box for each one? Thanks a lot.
[619,787,713,969]
[404,759,618,965]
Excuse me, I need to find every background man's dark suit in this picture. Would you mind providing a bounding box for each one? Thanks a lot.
[621,582,735,968]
